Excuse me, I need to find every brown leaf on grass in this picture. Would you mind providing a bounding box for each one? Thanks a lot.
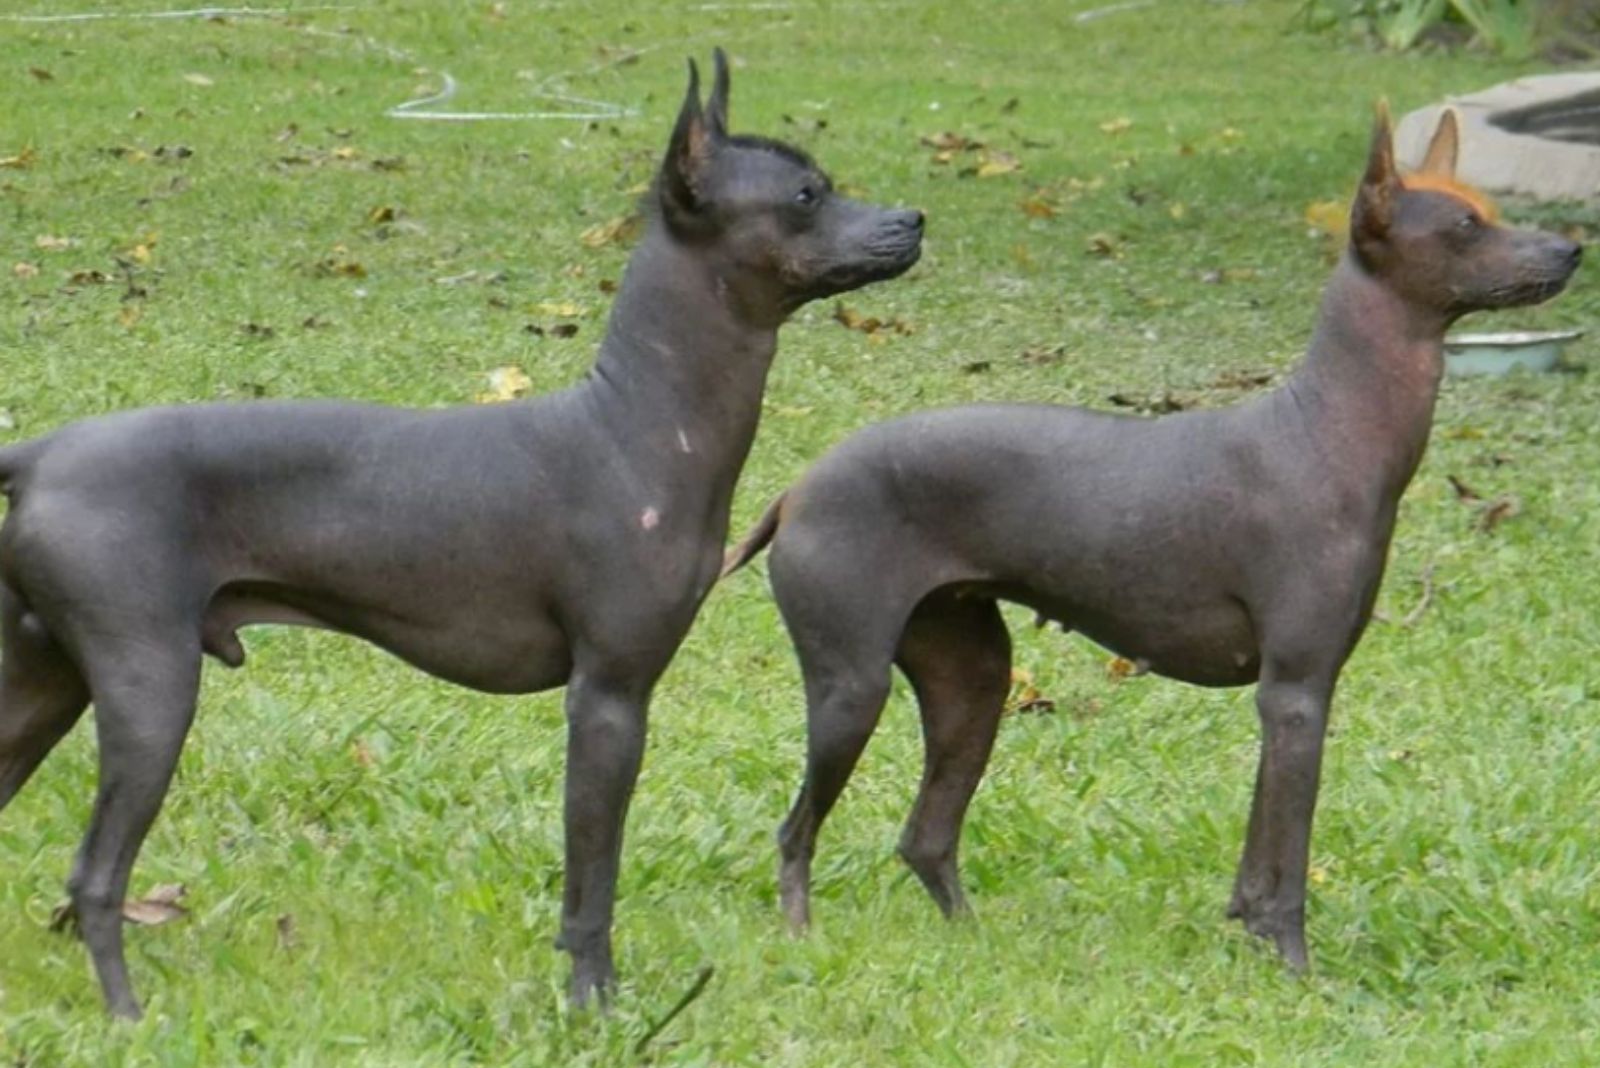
[275,123,300,143]
[1020,344,1066,366]
[123,883,188,926]
[182,72,215,87]
[313,257,366,279]
[276,913,297,951]
[961,360,992,374]
[1447,474,1482,502]
[34,234,73,252]
[476,365,532,403]
[598,278,618,295]
[12,261,39,278]
[68,269,112,285]
[28,67,54,82]
[1019,192,1059,219]
[534,300,585,318]
[579,214,643,249]
[1004,667,1056,716]
[1304,199,1348,239]
[119,304,143,328]
[241,322,275,339]
[351,738,374,767]
[1098,117,1133,135]
[551,323,579,338]
[1477,497,1519,534]
[920,131,982,153]
[833,303,912,336]
[1105,655,1144,680]
[0,146,36,169]
[1085,233,1120,258]
[367,205,397,225]
[974,150,1021,178]
[1108,390,1187,414]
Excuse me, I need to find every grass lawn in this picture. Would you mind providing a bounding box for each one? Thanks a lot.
[4,0,1600,1064]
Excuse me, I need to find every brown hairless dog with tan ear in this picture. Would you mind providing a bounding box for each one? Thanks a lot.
[723,106,1580,969]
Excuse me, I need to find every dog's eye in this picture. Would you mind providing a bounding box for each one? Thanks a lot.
[1457,214,1481,232]
[794,186,817,207]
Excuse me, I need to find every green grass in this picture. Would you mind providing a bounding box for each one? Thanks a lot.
[3,0,1600,1063]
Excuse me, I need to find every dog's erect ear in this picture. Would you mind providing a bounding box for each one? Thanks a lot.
[1351,100,1401,251]
[1417,107,1460,178]
[660,57,718,223]
[706,47,731,139]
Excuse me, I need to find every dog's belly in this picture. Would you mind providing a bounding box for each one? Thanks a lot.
[203,582,574,694]
[1015,588,1260,688]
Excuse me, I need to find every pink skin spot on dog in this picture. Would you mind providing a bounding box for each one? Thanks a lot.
[640,506,660,530]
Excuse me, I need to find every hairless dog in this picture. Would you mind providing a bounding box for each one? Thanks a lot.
[0,50,922,1017]
[722,106,1579,969]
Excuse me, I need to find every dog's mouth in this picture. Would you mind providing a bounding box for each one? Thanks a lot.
[1490,269,1576,308]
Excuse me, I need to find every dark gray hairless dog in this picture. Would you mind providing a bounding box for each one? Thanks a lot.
[723,106,1579,968]
[0,50,922,1018]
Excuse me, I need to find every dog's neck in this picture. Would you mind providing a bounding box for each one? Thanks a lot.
[1277,250,1448,502]
[580,222,779,504]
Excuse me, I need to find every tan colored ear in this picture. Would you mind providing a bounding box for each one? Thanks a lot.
[1418,107,1460,177]
[1351,99,1400,247]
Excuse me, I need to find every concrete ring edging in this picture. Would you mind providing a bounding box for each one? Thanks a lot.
[1396,73,1600,201]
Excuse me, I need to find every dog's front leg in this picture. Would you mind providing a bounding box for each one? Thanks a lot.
[1226,669,1336,971]
[556,666,653,1008]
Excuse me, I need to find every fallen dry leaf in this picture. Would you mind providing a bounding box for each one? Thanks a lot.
[118,304,143,328]
[29,67,53,82]
[1304,199,1348,239]
[367,205,397,225]
[69,268,112,285]
[1106,655,1145,680]
[0,146,36,169]
[314,258,366,279]
[1447,474,1482,502]
[1086,232,1120,258]
[1477,496,1519,534]
[122,883,188,926]
[1004,667,1056,716]
[534,300,585,318]
[34,234,73,252]
[276,913,297,951]
[477,365,533,403]
[920,131,982,153]
[834,303,913,336]
[12,261,39,278]
[182,72,215,87]
[1019,192,1059,219]
[974,150,1021,178]
[1098,117,1133,135]
[580,214,643,249]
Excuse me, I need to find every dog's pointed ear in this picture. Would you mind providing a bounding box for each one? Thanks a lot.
[706,47,731,138]
[1351,100,1401,250]
[660,57,716,223]
[1417,107,1460,177]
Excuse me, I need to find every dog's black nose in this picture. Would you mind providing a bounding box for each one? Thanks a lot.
[900,209,925,231]
[1568,241,1584,268]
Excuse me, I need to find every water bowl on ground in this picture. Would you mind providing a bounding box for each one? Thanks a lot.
[1443,330,1583,376]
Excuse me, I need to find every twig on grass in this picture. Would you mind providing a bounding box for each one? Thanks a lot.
[635,964,715,1056]
[1372,562,1436,628]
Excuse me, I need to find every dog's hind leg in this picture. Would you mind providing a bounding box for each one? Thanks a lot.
[893,590,1011,918]
[0,586,90,812]
[62,628,202,1019]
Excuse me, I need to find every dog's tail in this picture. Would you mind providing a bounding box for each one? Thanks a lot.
[721,493,786,579]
